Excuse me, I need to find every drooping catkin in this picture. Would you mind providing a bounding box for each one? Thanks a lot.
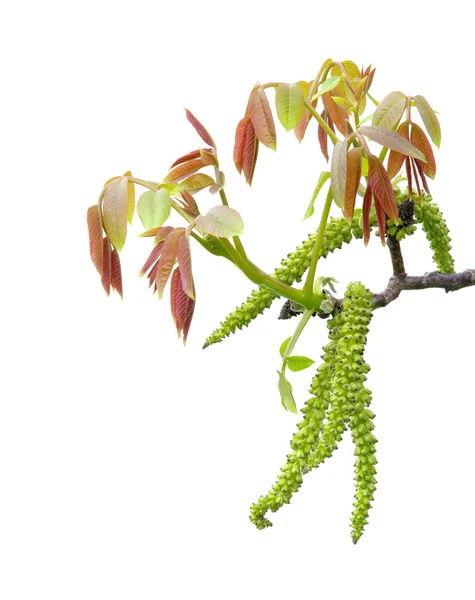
[414,195,455,274]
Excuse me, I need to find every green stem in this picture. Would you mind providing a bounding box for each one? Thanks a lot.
[282,309,314,369]
[303,187,334,299]
[367,92,379,107]
[304,101,339,145]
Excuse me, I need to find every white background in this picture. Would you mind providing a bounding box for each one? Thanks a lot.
[1,1,474,598]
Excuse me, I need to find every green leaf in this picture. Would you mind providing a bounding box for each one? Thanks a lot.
[275,83,305,132]
[311,75,341,100]
[332,96,355,111]
[358,126,426,161]
[195,205,244,238]
[372,91,406,129]
[286,356,315,372]
[102,177,128,251]
[414,95,441,148]
[303,171,331,220]
[137,189,172,231]
[277,371,297,413]
[279,336,292,358]
[331,140,347,209]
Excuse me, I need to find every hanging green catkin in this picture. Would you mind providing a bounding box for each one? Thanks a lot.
[204,216,365,348]
[249,310,343,530]
[414,195,455,274]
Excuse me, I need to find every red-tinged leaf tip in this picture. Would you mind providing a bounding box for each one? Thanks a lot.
[139,240,165,277]
[362,185,372,246]
[387,121,410,179]
[110,248,123,298]
[177,235,195,299]
[200,149,218,166]
[249,88,277,150]
[411,157,423,202]
[242,119,259,186]
[414,159,431,194]
[101,237,111,295]
[410,123,436,179]
[317,110,329,161]
[87,205,103,275]
[155,228,185,299]
[374,191,387,246]
[323,92,348,136]
[344,147,362,221]
[169,149,203,169]
[164,158,205,183]
[102,177,128,251]
[233,117,249,174]
[170,267,195,344]
[368,155,399,223]
[180,191,199,219]
[185,109,215,147]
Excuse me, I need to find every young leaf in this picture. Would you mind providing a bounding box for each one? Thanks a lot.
[87,205,103,274]
[155,228,185,299]
[170,149,211,169]
[279,336,292,358]
[368,155,399,222]
[200,149,218,166]
[358,126,426,161]
[164,158,205,183]
[277,371,297,413]
[124,171,135,224]
[374,189,387,245]
[101,237,112,295]
[110,248,123,298]
[317,110,331,161]
[311,75,341,100]
[331,140,347,209]
[180,191,200,219]
[242,119,259,185]
[344,147,362,221]
[323,92,348,136]
[332,60,361,80]
[233,117,249,174]
[362,184,372,246]
[177,235,195,300]
[180,173,215,193]
[414,159,431,194]
[170,267,195,344]
[410,123,436,179]
[275,83,305,131]
[102,177,128,251]
[139,240,165,277]
[137,189,172,231]
[414,95,441,148]
[185,109,215,147]
[195,206,244,238]
[303,171,331,221]
[286,356,315,372]
[249,87,277,150]
[372,91,406,129]
[387,121,410,179]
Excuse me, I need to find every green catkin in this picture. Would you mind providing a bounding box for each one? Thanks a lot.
[414,195,455,274]
[204,216,364,348]
[250,282,375,539]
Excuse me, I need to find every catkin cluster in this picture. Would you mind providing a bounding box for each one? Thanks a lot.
[204,216,364,348]
[414,196,455,273]
[250,283,376,542]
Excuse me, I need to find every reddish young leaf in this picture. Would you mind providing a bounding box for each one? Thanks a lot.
[110,248,123,298]
[102,177,129,251]
[411,158,423,201]
[200,149,217,166]
[179,173,215,193]
[362,184,372,246]
[185,109,215,147]
[170,149,208,169]
[318,110,329,161]
[155,226,174,244]
[249,88,277,150]
[374,192,387,246]
[410,123,436,179]
[242,119,259,186]
[233,117,249,174]
[164,158,205,183]
[155,228,185,299]
[170,267,195,344]
[87,205,103,275]
[177,235,195,299]
[101,237,112,295]
[139,240,165,277]
[331,140,348,209]
[344,148,362,221]
[323,92,348,136]
[364,68,376,94]
[359,126,425,161]
[180,191,200,219]
[148,260,159,289]
[414,159,431,194]
[368,155,399,222]
[387,121,410,179]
